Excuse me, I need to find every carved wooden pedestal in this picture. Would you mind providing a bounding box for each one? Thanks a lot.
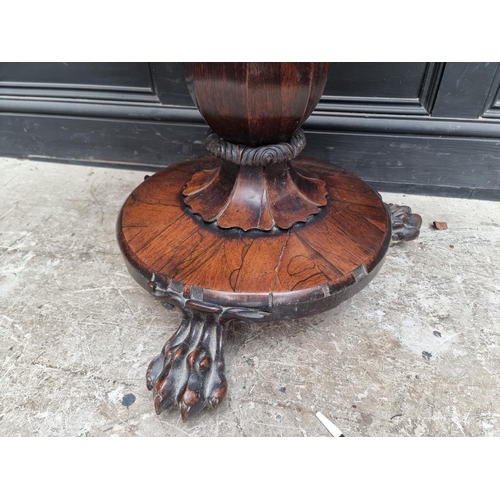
[117,63,422,421]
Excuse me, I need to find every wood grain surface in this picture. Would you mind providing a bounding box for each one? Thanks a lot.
[184,63,329,146]
[182,156,328,231]
[117,155,391,311]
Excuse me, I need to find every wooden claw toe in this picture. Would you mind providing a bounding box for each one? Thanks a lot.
[388,203,422,243]
[146,308,228,420]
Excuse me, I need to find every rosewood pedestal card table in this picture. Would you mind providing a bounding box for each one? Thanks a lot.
[117,63,422,421]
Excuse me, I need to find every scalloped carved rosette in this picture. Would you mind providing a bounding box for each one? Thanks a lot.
[183,129,328,231]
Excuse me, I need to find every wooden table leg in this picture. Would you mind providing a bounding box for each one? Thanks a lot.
[117,63,422,421]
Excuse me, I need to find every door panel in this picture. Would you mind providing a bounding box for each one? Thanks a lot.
[0,62,153,90]
[432,62,498,119]
[317,62,445,115]
[0,62,157,103]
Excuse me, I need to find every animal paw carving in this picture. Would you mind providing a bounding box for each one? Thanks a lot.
[388,203,422,243]
[146,309,226,421]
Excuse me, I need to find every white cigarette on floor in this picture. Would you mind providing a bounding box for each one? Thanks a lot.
[316,411,345,437]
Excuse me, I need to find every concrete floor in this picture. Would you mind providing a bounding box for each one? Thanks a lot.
[1,156,499,437]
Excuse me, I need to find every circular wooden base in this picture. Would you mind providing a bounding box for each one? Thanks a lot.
[117,155,391,321]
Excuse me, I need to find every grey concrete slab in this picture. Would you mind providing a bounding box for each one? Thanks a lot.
[0,157,499,436]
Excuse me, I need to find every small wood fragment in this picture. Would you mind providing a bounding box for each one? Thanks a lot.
[433,221,448,230]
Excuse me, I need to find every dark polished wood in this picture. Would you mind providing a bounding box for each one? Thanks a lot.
[116,62,421,421]
[146,298,227,421]
[388,204,422,243]
[184,62,329,146]
[183,63,330,231]
[118,155,391,305]
[182,154,328,231]
[118,154,393,419]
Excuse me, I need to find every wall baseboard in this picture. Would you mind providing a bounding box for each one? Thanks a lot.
[2,109,500,200]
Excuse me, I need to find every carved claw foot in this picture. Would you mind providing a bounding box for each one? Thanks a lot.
[144,281,270,421]
[388,203,422,243]
[146,306,227,422]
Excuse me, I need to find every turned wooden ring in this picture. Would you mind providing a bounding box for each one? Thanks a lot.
[205,128,307,166]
